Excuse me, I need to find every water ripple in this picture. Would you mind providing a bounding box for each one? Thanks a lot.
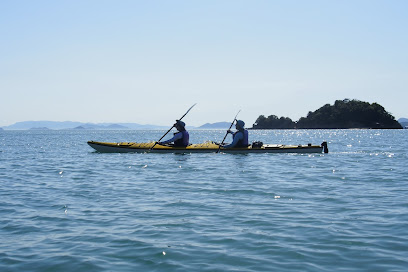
[1,130,408,271]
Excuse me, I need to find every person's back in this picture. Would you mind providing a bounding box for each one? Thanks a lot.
[174,129,189,147]
[233,129,248,147]
[223,120,248,148]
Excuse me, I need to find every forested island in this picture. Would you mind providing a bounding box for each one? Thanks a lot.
[252,99,402,129]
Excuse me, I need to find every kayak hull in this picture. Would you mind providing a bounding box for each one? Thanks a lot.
[87,141,327,153]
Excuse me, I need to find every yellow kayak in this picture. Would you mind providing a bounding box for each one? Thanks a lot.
[87,141,328,153]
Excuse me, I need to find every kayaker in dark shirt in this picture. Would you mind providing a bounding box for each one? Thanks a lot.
[158,120,189,147]
[222,120,249,148]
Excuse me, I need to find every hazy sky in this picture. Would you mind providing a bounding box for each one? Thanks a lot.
[1,0,407,127]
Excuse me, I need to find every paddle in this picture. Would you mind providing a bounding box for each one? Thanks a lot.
[150,103,197,150]
[216,110,241,153]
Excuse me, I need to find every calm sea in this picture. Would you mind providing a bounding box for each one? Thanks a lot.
[1,129,407,271]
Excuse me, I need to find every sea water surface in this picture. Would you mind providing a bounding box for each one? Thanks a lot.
[0,129,407,271]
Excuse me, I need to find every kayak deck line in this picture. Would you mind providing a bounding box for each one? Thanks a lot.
[87,141,328,154]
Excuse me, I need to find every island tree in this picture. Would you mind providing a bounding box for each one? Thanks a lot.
[252,99,402,129]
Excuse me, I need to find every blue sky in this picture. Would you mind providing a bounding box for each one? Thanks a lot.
[1,0,407,127]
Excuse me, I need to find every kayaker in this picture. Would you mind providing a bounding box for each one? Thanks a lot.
[222,120,249,148]
[158,120,189,147]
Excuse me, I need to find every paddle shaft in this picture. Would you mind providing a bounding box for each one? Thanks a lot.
[150,103,196,150]
[216,110,241,153]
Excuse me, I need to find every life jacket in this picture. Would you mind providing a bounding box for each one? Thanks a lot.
[233,129,248,147]
[174,130,189,147]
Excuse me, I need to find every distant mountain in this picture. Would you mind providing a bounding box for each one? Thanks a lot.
[198,122,230,129]
[4,121,84,130]
[72,124,130,130]
[1,120,239,130]
[398,118,408,128]
[2,121,168,130]
[115,123,168,130]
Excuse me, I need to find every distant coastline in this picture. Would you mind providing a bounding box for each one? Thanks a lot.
[0,121,168,131]
[1,100,407,130]
[0,121,232,130]
[1,119,406,130]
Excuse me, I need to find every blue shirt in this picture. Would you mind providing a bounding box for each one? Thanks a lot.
[161,130,189,146]
[223,130,248,148]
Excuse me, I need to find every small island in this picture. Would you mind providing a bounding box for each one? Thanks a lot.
[199,122,231,129]
[253,99,402,129]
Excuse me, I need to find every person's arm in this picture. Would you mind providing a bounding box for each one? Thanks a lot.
[223,132,243,148]
[160,132,183,145]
